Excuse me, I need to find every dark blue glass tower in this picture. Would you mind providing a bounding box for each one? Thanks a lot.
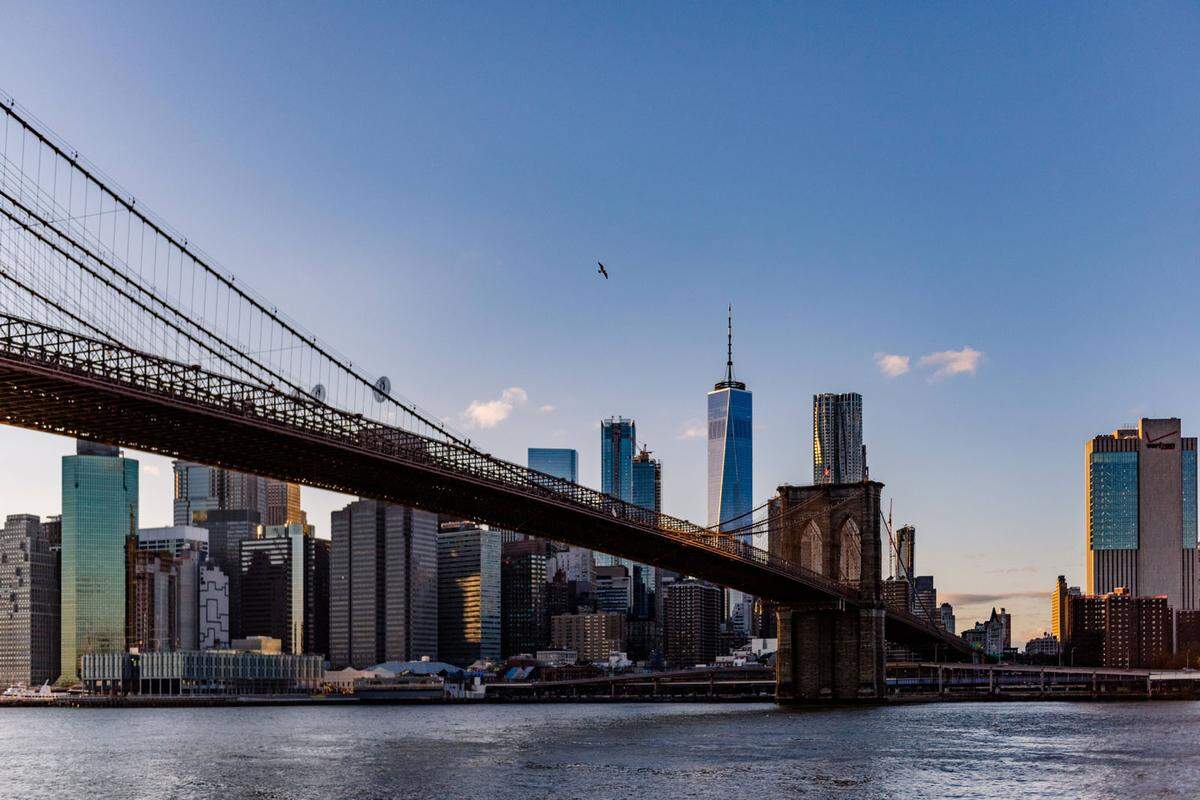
[707,309,752,533]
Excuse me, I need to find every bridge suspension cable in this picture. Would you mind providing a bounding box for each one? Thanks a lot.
[0,88,471,449]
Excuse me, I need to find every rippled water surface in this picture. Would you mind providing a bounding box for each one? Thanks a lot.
[3,701,1200,799]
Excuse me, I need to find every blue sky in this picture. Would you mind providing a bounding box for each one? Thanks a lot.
[0,2,1197,641]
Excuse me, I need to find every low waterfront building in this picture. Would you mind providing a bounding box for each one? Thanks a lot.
[961,607,1012,657]
[80,643,322,695]
[1024,632,1062,659]
[535,649,577,667]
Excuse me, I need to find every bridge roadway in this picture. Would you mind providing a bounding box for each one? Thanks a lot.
[0,313,971,658]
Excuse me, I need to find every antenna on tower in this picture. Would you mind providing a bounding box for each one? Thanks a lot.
[726,304,734,384]
[714,304,746,391]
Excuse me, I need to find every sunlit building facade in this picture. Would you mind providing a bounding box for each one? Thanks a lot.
[813,392,864,484]
[437,521,501,667]
[1085,419,1200,610]
[59,441,138,684]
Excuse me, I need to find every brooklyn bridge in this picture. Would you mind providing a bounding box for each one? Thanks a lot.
[0,93,973,703]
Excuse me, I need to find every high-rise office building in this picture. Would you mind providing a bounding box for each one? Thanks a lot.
[306,537,330,660]
[707,310,754,632]
[265,479,304,527]
[598,418,638,575]
[601,418,637,502]
[1086,419,1200,610]
[550,612,626,662]
[813,392,864,484]
[912,575,937,622]
[59,441,138,684]
[132,526,206,651]
[632,447,662,516]
[174,461,303,529]
[330,500,439,668]
[501,538,549,658]
[200,565,230,649]
[526,447,589,593]
[191,508,263,641]
[707,309,753,533]
[527,448,579,483]
[1051,574,1081,642]
[594,564,633,614]
[0,514,57,687]
[892,525,915,580]
[938,602,956,635]
[137,525,209,559]
[663,579,722,667]
[42,516,62,683]
[240,525,308,654]
[630,447,662,607]
[437,521,501,667]
[1067,589,1172,668]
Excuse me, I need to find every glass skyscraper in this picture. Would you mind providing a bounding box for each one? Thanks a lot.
[813,392,864,484]
[1086,419,1200,611]
[632,448,662,515]
[528,448,579,483]
[707,310,753,633]
[599,419,638,575]
[60,440,138,684]
[601,419,636,502]
[707,312,752,533]
[437,521,501,667]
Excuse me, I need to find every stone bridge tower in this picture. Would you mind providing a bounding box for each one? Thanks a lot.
[768,481,885,703]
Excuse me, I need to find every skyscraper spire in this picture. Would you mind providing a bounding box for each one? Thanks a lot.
[715,304,745,391]
[726,304,734,385]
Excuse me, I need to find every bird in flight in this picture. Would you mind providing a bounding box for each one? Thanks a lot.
[597,261,609,279]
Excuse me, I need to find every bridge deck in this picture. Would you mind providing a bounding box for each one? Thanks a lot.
[0,314,972,658]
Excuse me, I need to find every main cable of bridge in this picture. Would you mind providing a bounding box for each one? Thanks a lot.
[0,88,479,452]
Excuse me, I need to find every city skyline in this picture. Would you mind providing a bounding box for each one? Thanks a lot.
[0,4,1197,649]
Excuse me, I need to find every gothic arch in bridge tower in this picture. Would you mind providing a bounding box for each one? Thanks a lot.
[838,517,861,585]
[798,519,823,575]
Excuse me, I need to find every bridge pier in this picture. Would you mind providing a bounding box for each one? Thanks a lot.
[776,601,885,703]
[769,481,887,704]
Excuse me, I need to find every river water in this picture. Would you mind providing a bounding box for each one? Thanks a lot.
[2,701,1198,799]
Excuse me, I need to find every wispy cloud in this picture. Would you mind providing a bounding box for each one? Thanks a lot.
[678,422,707,440]
[537,404,556,415]
[941,590,1044,606]
[918,346,984,380]
[874,353,910,378]
[461,387,528,429]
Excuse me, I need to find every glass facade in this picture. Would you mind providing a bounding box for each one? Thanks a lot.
[600,419,636,502]
[599,420,637,574]
[60,445,138,683]
[1088,451,1139,550]
[632,452,662,514]
[707,388,753,531]
[1185,450,1197,549]
[527,448,579,483]
[437,523,501,667]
